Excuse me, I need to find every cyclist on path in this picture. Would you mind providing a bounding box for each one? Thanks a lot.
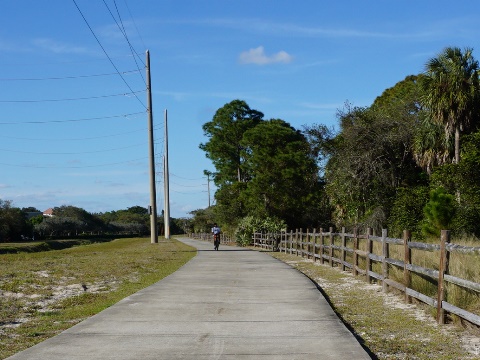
[211,223,221,251]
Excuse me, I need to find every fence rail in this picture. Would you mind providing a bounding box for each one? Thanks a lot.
[253,228,480,327]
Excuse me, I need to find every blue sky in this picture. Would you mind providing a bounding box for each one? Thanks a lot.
[1,1,480,218]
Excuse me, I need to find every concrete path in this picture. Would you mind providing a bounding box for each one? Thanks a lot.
[7,238,372,359]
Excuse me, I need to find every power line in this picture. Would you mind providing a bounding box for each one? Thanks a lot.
[0,90,145,103]
[0,112,144,125]
[123,0,147,51]
[103,0,146,85]
[0,2,159,213]
[0,142,144,155]
[169,189,208,195]
[168,181,206,188]
[170,173,206,181]
[0,156,148,169]
[0,127,146,141]
[0,69,142,81]
[72,0,147,109]
[0,54,141,67]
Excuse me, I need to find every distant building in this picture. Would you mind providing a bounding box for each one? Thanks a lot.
[43,208,54,217]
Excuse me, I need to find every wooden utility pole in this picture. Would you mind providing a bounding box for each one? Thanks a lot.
[146,50,158,244]
[164,109,170,239]
[203,170,212,208]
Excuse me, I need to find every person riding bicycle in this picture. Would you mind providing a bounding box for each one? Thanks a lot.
[211,223,221,251]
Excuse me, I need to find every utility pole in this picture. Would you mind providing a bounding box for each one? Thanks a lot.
[146,50,158,244]
[207,174,210,208]
[203,170,212,208]
[164,109,171,239]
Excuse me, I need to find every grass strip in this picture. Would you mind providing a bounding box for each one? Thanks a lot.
[0,237,196,359]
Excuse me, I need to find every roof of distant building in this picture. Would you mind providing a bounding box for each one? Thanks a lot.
[43,208,54,216]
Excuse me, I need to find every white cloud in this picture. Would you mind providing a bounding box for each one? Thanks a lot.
[239,46,293,65]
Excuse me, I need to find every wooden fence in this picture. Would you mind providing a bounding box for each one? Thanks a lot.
[253,228,480,327]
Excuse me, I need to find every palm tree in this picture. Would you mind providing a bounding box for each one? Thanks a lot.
[413,115,452,174]
[421,47,480,164]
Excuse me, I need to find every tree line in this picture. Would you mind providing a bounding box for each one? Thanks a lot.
[194,47,480,242]
[0,202,189,242]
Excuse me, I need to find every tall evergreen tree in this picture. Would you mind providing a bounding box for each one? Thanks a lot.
[200,100,263,184]
[240,119,319,228]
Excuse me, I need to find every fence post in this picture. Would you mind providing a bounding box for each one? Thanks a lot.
[341,227,346,271]
[437,230,450,325]
[403,230,412,303]
[306,229,310,259]
[312,228,317,262]
[329,227,334,267]
[366,227,372,283]
[303,229,307,258]
[300,229,304,258]
[382,229,389,293]
[289,230,293,254]
[319,228,324,264]
[295,229,299,256]
[353,227,359,276]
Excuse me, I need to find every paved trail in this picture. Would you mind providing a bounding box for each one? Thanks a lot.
[7,237,371,359]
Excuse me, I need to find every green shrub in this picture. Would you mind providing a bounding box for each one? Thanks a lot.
[235,216,286,247]
[387,186,429,238]
[421,187,455,237]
